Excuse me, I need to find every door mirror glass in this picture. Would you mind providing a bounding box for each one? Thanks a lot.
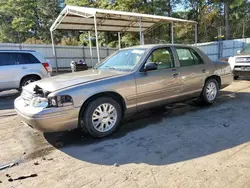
[144,62,158,71]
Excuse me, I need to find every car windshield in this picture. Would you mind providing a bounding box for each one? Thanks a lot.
[241,44,250,53]
[95,49,146,71]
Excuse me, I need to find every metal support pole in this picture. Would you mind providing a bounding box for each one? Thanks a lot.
[139,17,142,45]
[82,32,85,63]
[142,32,144,45]
[195,23,198,44]
[50,31,58,72]
[171,22,174,44]
[88,31,94,68]
[94,14,100,64]
[118,32,121,49]
[218,26,223,60]
[242,21,245,38]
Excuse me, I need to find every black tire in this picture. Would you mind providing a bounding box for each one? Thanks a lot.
[20,76,40,90]
[199,78,219,105]
[234,76,239,80]
[80,97,122,138]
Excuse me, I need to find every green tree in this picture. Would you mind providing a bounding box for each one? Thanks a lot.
[0,0,60,43]
[229,0,250,38]
[211,0,248,39]
[0,0,37,42]
[36,0,60,43]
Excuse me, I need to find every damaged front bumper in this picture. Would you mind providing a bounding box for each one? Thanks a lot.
[14,96,80,132]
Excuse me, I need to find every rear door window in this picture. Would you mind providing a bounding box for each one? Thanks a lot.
[176,48,204,67]
[0,53,17,66]
[190,49,203,65]
[17,53,40,64]
[176,48,195,67]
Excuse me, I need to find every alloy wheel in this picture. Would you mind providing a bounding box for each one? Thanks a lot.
[23,79,35,86]
[92,103,118,132]
[206,82,217,101]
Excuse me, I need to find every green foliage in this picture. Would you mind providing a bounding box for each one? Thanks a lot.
[36,0,60,42]
[65,0,95,7]
[0,0,60,43]
[61,36,79,45]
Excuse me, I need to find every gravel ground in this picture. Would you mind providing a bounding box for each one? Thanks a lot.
[1,80,250,188]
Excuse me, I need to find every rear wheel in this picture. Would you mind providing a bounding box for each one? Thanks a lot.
[80,97,122,138]
[20,76,40,91]
[199,78,219,105]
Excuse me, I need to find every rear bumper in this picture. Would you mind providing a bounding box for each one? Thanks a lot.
[14,97,79,132]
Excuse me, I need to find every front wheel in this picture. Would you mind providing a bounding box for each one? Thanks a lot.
[200,78,219,105]
[80,97,122,138]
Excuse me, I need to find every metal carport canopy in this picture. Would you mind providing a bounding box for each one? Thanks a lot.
[50,5,197,69]
[50,5,197,33]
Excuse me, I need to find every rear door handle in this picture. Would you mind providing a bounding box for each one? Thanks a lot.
[202,69,207,73]
[172,73,180,78]
[22,66,28,69]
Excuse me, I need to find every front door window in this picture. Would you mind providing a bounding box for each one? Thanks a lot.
[146,48,175,70]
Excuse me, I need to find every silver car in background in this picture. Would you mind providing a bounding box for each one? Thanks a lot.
[0,50,51,91]
[228,43,250,80]
[15,44,233,137]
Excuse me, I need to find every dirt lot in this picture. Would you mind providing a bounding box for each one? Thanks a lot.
[1,80,250,188]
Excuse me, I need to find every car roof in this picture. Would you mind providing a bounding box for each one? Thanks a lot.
[122,44,193,50]
[0,50,36,53]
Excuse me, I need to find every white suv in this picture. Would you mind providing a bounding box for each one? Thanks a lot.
[0,50,51,91]
[228,44,250,80]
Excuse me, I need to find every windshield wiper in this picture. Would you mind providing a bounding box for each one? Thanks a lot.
[105,66,116,70]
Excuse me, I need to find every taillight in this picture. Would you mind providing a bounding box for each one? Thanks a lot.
[42,62,50,72]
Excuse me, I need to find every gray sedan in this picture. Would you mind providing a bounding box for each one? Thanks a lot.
[15,44,233,137]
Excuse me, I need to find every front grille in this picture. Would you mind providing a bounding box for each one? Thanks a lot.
[21,90,33,105]
[236,57,250,63]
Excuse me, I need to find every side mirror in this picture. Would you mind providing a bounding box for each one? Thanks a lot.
[237,50,241,55]
[144,62,158,71]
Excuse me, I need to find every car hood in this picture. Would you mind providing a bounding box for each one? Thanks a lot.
[238,52,250,56]
[24,69,127,92]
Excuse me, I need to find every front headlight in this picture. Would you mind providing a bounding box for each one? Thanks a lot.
[30,97,49,108]
[48,95,73,107]
[30,95,73,108]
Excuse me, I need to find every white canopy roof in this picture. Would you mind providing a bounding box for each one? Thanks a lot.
[50,5,197,33]
[50,5,198,70]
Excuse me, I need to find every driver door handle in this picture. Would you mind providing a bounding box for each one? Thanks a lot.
[172,72,180,78]
[22,66,28,69]
[202,69,207,73]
